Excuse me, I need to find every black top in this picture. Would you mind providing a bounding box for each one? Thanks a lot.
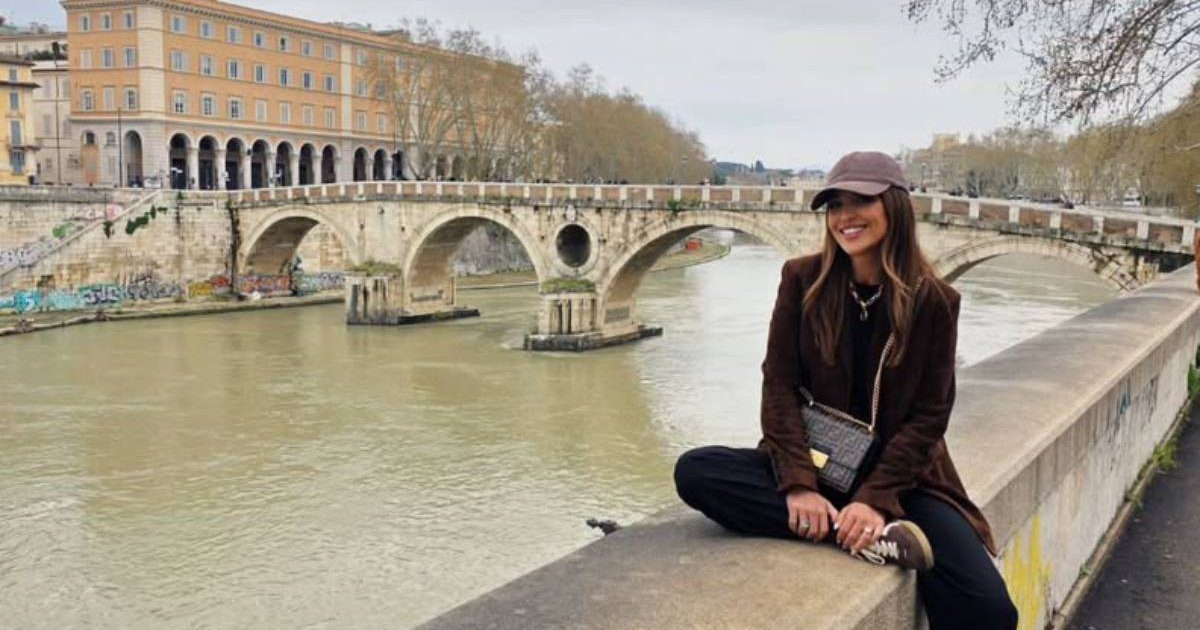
[848,281,882,422]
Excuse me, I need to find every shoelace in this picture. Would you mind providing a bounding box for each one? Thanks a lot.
[856,539,900,566]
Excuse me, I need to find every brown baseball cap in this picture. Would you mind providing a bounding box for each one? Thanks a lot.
[810,151,908,210]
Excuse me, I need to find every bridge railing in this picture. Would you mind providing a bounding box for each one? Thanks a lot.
[179,181,1196,250]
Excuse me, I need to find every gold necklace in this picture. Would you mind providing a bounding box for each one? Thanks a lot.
[849,282,883,321]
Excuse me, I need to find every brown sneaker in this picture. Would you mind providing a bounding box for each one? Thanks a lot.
[854,520,935,571]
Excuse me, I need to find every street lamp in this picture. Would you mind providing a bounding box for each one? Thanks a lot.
[51,41,63,185]
[117,105,124,187]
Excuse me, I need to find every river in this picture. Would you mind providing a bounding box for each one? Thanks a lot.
[0,243,1115,628]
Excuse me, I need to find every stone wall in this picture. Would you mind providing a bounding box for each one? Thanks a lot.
[0,188,143,270]
[420,265,1200,630]
[0,194,235,312]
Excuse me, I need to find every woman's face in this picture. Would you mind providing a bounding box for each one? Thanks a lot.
[825,191,889,259]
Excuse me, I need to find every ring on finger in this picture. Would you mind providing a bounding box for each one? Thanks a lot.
[799,519,811,530]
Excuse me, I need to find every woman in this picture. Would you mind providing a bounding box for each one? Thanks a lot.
[674,151,1018,629]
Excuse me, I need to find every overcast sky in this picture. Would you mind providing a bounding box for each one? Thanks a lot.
[11,0,1031,169]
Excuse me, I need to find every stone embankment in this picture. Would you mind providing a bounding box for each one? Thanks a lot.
[422,264,1200,630]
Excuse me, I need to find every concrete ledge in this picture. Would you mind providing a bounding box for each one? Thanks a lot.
[346,307,482,326]
[523,324,663,351]
[423,265,1200,629]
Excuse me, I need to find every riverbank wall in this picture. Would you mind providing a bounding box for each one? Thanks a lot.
[422,264,1200,630]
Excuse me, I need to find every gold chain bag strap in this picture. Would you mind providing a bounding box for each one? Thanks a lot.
[795,277,924,494]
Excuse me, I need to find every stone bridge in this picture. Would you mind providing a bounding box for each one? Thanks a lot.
[211,181,1194,349]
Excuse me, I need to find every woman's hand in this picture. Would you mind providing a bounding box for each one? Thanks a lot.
[785,489,838,542]
[835,502,885,553]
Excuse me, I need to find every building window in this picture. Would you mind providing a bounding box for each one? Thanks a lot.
[355,79,367,97]
[323,75,335,92]
[395,55,404,71]
[9,91,18,111]
[170,50,187,72]
[301,40,313,56]
[101,48,114,68]
[227,59,241,80]
[123,47,136,68]
[172,90,187,114]
[10,121,22,146]
[375,82,387,98]
[228,97,242,119]
[80,14,91,32]
[10,148,25,174]
[254,64,266,83]
[201,93,215,116]
[100,13,112,30]
[78,49,92,69]
[124,87,137,110]
[302,104,314,126]
[102,87,114,110]
[377,114,387,134]
[279,101,291,123]
[253,31,265,47]
[170,15,185,33]
[228,26,242,44]
[278,68,291,87]
[123,11,134,28]
[302,71,313,90]
[200,55,214,76]
[355,49,366,66]
[255,99,267,122]
[81,89,94,111]
[324,107,335,129]
[323,43,335,60]
[355,110,366,131]
[200,21,213,38]
[279,36,290,52]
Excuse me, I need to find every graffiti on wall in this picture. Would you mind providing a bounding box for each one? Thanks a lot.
[1,269,344,315]
[0,270,181,314]
[238,274,291,295]
[0,205,122,275]
[186,275,232,299]
[296,271,344,295]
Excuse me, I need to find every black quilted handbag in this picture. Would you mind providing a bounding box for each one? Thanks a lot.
[796,331,892,494]
[797,278,923,493]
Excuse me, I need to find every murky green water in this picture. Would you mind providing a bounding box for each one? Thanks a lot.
[0,244,1115,628]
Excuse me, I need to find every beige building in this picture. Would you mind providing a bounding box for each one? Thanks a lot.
[32,59,76,185]
[62,0,506,188]
[1,55,39,184]
[0,19,65,58]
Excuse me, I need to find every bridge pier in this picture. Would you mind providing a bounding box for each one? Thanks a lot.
[523,291,662,351]
[345,271,479,326]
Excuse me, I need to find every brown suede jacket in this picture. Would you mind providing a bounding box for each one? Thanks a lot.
[756,254,997,555]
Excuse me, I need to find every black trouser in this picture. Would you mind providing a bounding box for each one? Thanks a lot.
[674,445,1018,630]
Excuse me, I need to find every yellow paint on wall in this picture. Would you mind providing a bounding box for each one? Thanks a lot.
[1002,515,1053,630]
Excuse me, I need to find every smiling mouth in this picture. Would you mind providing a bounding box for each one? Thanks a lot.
[839,225,866,236]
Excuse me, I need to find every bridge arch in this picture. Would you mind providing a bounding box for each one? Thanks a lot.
[598,211,797,327]
[403,207,550,292]
[241,207,359,279]
[933,235,1140,292]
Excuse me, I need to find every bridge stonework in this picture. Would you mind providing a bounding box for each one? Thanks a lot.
[2,182,1192,348]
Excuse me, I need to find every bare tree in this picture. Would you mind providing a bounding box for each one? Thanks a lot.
[907,0,1200,124]
[367,20,462,179]
[441,29,532,180]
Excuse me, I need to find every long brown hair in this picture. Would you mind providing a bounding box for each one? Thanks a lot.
[801,187,947,367]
